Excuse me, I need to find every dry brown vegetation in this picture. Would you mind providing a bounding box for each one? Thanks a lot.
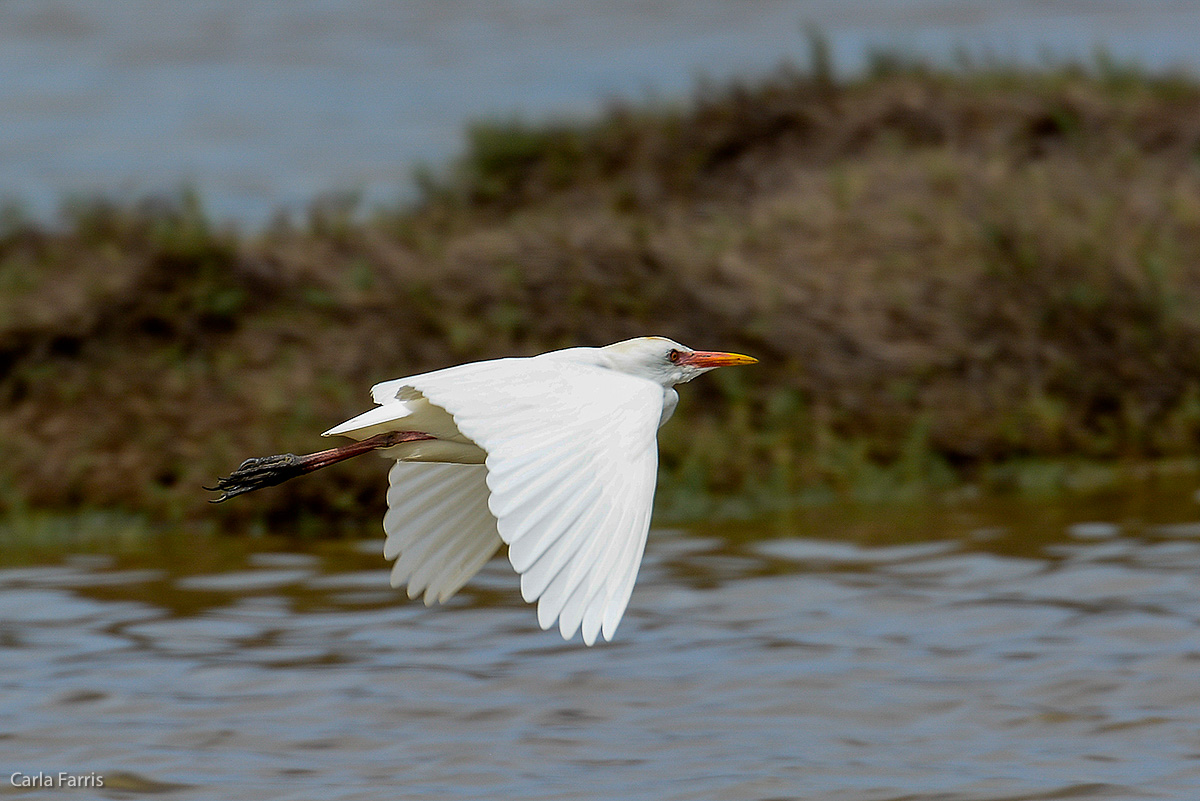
[4,61,1200,532]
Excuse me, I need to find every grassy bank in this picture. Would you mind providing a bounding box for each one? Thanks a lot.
[3,59,1200,534]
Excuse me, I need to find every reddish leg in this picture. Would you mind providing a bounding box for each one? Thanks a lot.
[207,430,435,502]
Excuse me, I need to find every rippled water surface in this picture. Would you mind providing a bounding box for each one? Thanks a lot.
[5,486,1200,799]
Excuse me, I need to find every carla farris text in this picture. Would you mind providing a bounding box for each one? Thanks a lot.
[10,772,104,789]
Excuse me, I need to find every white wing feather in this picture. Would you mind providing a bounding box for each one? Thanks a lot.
[398,357,663,644]
[383,462,501,605]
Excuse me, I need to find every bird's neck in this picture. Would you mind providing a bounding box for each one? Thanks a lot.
[659,388,679,428]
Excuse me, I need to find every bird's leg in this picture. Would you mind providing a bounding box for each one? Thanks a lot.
[206,430,435,503]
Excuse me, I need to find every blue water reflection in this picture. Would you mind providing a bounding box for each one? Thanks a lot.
[3,0,1200,225]
[3,488,1200,799]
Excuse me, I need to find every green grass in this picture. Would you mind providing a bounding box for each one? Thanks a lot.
[3,57,1200,532]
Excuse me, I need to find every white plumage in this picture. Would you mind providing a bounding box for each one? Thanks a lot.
[321,336,756,645]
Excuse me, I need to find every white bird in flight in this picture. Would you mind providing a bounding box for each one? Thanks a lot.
[210,336,756,644]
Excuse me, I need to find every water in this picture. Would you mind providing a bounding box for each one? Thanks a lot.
[4,485,1200,799]
[4,0,1200,225]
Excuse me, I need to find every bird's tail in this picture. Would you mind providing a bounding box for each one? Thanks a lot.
[207,430,434,502]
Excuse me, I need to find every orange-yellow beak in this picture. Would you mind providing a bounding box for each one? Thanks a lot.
[678,350,758,368]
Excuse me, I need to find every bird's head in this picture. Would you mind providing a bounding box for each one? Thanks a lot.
[600,336,757,387]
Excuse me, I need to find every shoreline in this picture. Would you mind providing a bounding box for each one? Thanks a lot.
[3,60,1200,532]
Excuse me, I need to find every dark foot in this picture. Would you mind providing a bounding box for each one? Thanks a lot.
[207,431,436,503]
[206,453,306,503]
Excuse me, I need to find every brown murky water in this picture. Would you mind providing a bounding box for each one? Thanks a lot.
[4,485,1200,800]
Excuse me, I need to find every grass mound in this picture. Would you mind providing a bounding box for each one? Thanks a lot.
[3,59,1200,531]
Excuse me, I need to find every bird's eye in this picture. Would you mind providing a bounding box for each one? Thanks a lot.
[668,349,682,363]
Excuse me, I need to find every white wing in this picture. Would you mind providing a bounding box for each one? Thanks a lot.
[400,357,663,645]
[383,462,501,605]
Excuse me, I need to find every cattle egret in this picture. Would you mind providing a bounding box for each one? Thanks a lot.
[209,336,757,644]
